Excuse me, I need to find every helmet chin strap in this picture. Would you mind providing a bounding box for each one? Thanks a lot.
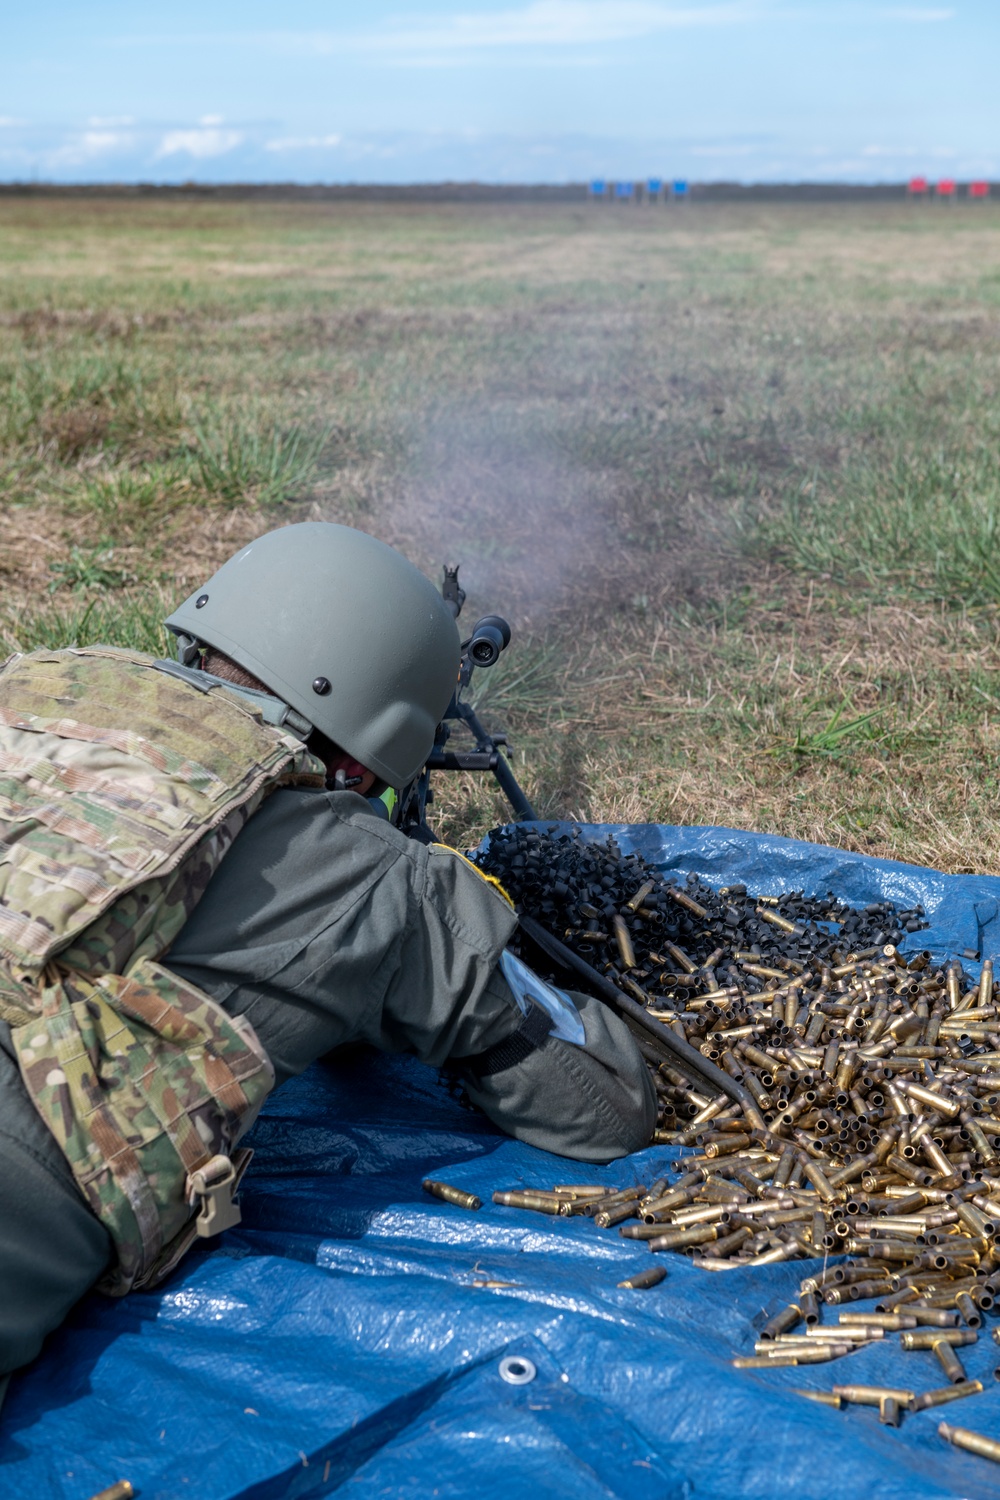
[154,653,317,741]
[173,632,203,668]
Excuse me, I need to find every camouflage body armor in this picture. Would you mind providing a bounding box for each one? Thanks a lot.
[0,647,326,1294]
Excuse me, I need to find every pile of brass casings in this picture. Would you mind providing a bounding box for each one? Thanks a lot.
[497,945,1000,1309]
[642,946,1000,1296]
[480,830,1000,1462]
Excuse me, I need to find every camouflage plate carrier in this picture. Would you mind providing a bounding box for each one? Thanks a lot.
[0,647,326,1295]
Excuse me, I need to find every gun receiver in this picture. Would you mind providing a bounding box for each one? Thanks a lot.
[397,563,537,842]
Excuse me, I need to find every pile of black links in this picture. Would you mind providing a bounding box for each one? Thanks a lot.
[476,824,930,1009]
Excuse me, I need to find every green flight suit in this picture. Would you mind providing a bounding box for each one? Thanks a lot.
[0,786,655,1386]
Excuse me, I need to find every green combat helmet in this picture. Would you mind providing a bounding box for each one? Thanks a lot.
[164,522,461,787]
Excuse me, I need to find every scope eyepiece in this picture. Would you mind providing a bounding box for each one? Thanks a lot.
[467,614,512,669]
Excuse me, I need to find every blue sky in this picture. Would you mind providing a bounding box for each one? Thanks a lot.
[1,2,996,184]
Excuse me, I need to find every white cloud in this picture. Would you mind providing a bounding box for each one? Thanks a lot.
[88,114,134,127]
[199,114,224,125]
[270,3,758,57]
[80,131,124,152]
[264,133,342,152]
[155,127,244,159]
[0,116,23,127]
[259,2,955,57]
[46,129,134,166]
[107,2,956,61]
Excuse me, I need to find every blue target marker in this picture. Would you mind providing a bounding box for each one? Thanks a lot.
[647,178,663,195]
[589,179,606,197]
[615,181,635,200]
[672,179,689,198]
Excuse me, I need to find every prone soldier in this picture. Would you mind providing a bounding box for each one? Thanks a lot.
[0,522,654,1395]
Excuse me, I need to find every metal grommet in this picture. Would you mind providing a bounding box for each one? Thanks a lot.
[312,676,332,696]
[498,1355,536,1386]
[195,593,209,609]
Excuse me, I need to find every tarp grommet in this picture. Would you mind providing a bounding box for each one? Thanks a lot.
[499,1355,536,1385]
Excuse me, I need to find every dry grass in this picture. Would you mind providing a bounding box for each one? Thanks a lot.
[2,195,1000,871]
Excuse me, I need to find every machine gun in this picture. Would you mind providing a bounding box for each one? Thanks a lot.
[397,564,537,842]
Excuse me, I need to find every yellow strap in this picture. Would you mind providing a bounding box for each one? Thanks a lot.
[430,843,515,909]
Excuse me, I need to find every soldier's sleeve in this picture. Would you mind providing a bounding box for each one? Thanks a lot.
[379,843,656,1163]
[166,791,654,1161]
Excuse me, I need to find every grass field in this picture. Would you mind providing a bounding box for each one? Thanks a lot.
[2,193,1000,869]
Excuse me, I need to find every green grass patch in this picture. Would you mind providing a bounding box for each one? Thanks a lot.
[1,591,172,657]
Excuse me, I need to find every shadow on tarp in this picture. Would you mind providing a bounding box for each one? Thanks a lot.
[5,822,1000,1500]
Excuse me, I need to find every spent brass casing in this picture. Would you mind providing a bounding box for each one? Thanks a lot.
[641,1194,695,1218]
[642,1188,695,1220]
[839,1313,917,1331]
[887,1153,935,1188]
[827,1150,880,1188]
[811,1210,826,1251]
[955,1291,982,1329]
[913,1127,953,1179]
[617,1264,667,1290]
[807,1326,884,1343]
[799,1290,819,1325]
[956,1202,992,1239]
[756,907,804,937]
[933,1341,968,1384]
[939,1421,1000,1465]
[833,1384,915,1406]
[612,914,636,970]
[665,942,697,974]
[626,881,655,913]
[742,1043,778,1072]
[668,1200,731,1224]
[784,1344,855,1364]
[704,1133,753,1158]
[492,1190,564,1214]
[745,1072,773,1111]
[880,1396,902,1427]
[902,1082,960,1120]
[760,1303,802,1340]
[668,888,708,919]
[594,1202,641,1228]
[649,1224,718,1252]
[901,1329,978,1350]
[793,1388,844,1408]
[962,1117,996,1164]
[423,1179,482,1211]
[799,1157,836,1203]
[876,1286,921,1313]
[910,1308,961,1328]
[733,1354,801,1368]
[583,1187,644,1215]
[87,1486,135,1500]
[863,1240,921,1263]
[910,1380,984,1411]
[707,1225,753,1257]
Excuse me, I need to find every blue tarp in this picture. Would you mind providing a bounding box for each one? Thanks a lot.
[6,823,1000,1500]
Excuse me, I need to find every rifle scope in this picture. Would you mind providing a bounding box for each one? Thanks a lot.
[467,615,512,668]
